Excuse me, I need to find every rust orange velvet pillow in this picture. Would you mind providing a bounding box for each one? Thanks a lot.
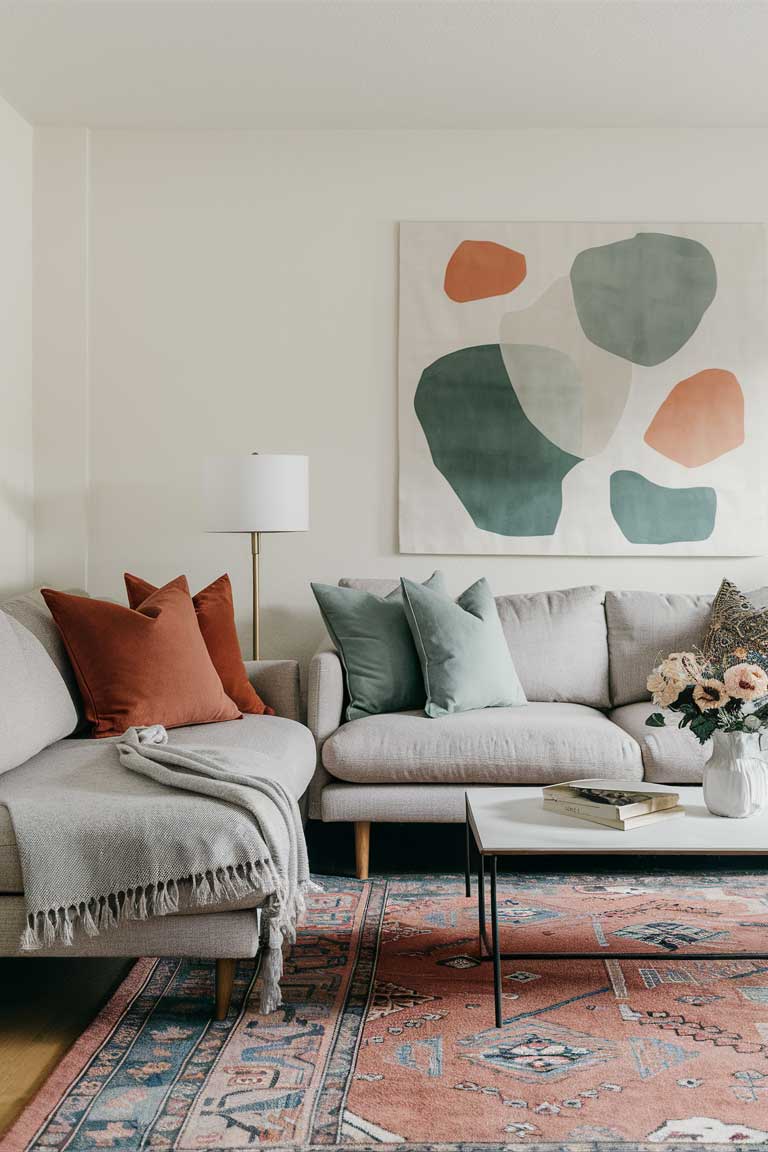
[41,585,242,738]
[124,572,273,715]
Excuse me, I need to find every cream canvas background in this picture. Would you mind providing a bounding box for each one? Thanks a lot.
[399,221,767,557]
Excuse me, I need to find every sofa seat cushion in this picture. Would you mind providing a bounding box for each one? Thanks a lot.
[609,702,709,784]
[322,702,643,785]
[0,714,316,894]
[164,715,316,795]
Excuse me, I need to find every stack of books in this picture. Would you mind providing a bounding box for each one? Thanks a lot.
[542,779,684,830]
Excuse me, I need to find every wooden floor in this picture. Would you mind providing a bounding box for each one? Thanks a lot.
[0,956,130,1135]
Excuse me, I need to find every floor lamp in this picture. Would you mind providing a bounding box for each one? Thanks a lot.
[203,454,309,659]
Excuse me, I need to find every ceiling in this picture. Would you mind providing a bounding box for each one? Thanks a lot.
[0,0,765,130]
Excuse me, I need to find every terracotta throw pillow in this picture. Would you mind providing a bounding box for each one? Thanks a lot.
[41,585,242,738]
[124,572,273,715]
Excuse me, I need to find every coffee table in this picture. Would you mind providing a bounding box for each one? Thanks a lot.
[464,786,768,1027]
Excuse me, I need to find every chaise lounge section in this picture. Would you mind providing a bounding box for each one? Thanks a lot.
[0,589,316,1018]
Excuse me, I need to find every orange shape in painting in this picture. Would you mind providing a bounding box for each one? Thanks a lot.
[644,369,744,467]
[444,240,527,303]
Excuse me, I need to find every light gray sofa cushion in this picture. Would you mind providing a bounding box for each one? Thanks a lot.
[610,702,710,784]
[495,585,609,707]
[166,713,316,795]
[0,587,87,725]
[322,701,643,786]
[0,713,316,893]
[340,577,403,595]
[0,610,78,776]
[605,591,714,706]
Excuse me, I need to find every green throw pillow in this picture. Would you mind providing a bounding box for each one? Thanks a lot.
[401,576,527,718]
[311,572,447,721]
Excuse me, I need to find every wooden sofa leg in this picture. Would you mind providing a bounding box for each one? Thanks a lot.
[355,821,371,880]
[215,958,236,1021]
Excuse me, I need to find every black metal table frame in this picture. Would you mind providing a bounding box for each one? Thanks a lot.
[464,793,768,1028]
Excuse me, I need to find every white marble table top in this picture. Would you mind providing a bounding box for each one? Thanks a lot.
[466,786,768,855]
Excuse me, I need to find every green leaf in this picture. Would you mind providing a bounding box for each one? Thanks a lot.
[676,684,697,709]
[690,712,719,743]
[646,713,666,727]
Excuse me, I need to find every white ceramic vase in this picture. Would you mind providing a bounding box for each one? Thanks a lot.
[702,730,768,818]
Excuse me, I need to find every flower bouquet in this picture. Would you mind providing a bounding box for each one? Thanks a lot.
[647,651,768,817]
[646,651,768,743]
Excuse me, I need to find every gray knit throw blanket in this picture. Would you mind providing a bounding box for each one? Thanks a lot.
[7,726,314,1013]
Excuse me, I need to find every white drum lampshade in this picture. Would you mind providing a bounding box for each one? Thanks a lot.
[203,454,309,658]
[203,454,309,534]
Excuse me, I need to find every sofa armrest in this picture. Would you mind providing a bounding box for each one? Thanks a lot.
[244,660,301,722]
[307,645,345,744]
[307,644,345,820]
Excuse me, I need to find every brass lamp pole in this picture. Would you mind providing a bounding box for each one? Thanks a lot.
[251,530,260,659]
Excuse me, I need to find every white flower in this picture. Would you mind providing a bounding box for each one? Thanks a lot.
[744,714,762,731]
[659,652,702,685]
[647,669,685,708]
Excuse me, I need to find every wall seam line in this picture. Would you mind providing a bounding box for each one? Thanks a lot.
[84,126,91,591]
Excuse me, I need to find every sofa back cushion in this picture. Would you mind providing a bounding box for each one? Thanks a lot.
[606,591,714,706]
[339,577,404,596]
[340,580,609,708]
[495,585,609,708]
[0,609,78,774]
[0,587,87,725]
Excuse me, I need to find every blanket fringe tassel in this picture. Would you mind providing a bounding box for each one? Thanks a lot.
[20,860,318,1015]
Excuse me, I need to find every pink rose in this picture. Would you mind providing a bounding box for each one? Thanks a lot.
[723,663,768,701]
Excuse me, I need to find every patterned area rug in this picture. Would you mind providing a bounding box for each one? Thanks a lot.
[5,873,768,1150]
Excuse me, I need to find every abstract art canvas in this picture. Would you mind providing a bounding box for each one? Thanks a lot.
[398,222,767,555]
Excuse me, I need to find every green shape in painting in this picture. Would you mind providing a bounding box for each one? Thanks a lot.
[610,470,716,544]
[415,344,582,537]
[570,232,717,367]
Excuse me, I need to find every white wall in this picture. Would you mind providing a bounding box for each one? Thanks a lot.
[33,128,90,591]
[0,96,33,594]
[33,128,768,662]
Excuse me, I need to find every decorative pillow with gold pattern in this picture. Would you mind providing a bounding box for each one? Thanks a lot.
[702,578,768,666]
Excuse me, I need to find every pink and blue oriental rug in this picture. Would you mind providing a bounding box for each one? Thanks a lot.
[4,873,768,1150]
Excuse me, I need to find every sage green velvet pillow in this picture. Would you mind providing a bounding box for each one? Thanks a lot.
[311,571,446,721]
[401,576,527,718]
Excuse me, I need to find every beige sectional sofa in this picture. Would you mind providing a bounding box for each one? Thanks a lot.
[308,582,720,878]
[0,589,316,1018]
